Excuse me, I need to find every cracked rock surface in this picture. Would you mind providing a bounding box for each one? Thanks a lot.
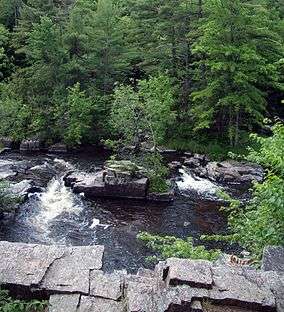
[0,242,283,312]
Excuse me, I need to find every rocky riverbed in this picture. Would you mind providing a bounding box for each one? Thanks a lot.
[0,149,263,272]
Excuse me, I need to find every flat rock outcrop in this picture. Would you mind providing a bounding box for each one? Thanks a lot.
[65,171,149,200]
[182,154,264,186]
[0,242,283,312]
[20,139,41,153]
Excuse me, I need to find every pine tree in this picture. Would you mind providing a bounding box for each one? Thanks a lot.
[191,0,283,146]
[89,0,131,94]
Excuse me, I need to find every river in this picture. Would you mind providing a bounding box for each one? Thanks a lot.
[0,151,237,272]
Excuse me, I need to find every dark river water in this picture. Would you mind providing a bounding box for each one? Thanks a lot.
[0,152,238,272]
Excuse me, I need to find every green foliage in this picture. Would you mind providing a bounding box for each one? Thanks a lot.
[0,289,47,312]
[0,0,283,148]
[246,122,284,175]
[191,0,283,146]
[55,83,95,146]
[138,232,221,262]
[111,74,175,148]
[204,123,284,260]
[166,138,248,160]
[139,153,169,193]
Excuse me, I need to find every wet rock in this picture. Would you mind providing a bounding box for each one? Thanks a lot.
[203,161,264,185]
[0,137,14,148]
[184,157,201,168]
[48,143,68,154]
[168,161,182,174]
[262,246,284,272]
[191,300,203,312]
[0,147,11,155]
[0,169,16,179]
[69,171,149,200]
[20,139,41,153]
[28,162,57,185]
[78,296,125,312]
[165,258,213,288]
[49,294,80,312]
[9,180,37,200]
[89,270,123,300]
[41,246,104,294]
[147,192,174,202]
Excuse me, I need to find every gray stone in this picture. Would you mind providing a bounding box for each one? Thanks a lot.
[204,161,264,185]
[9,180,35,199]
[48,143,68,154]
[49,294,80,312]
[191,299,203,312]
[262,246,284,272]
[0,242,65,287]
[41,245,104,294]
[0,137,14,148]
[210,265,276,309]
[68,170,149,200]
[126,280,157,312]
[78,296,125,312]
[89,270,123,300]
[147,192,174,202]
[20,139,41,153]
[165,258,213,288]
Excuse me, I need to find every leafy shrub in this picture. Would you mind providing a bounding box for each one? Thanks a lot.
[138,232,221,262]
[204,123,284,260]
[139,153,169,193]
[0,289,47,312]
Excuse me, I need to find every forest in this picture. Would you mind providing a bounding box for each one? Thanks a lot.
[0,0,283,150]
[0,2,283,309]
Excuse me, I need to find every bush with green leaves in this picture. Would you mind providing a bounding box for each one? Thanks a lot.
[0,289,47,312]
[138,232,221,262]
[204,123,284,260]
[137,153,169,193]
[110,74,176,149]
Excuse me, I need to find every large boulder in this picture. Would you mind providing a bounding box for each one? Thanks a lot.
[69,171,149,200]
[0,137,14,148]
[200,160,264,185]
[65,160,150,200]
[20,139,41,153]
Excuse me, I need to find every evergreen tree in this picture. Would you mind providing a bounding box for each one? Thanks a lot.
[191,0,283,146]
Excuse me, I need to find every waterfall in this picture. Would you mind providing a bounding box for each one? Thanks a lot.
[177,168,220,198]
[37,177,83,223]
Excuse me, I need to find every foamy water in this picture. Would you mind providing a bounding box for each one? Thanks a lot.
[177,168,220,198]
[37,177,83,223]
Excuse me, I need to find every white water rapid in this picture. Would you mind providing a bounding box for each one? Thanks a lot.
[177,168,220,198]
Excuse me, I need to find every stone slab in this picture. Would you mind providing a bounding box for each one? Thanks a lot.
[210,266,276,309]
[78,296,125,312]
[0,241,65,287]
[41,246,104,294]
[262,246,284,272]
[165,258,213,288]
[49,294,80,312]
[89,270,122,300]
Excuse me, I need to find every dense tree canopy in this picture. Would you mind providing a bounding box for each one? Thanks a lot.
[0,0,282,147]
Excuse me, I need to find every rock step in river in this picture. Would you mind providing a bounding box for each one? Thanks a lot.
[0,241,283,312]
